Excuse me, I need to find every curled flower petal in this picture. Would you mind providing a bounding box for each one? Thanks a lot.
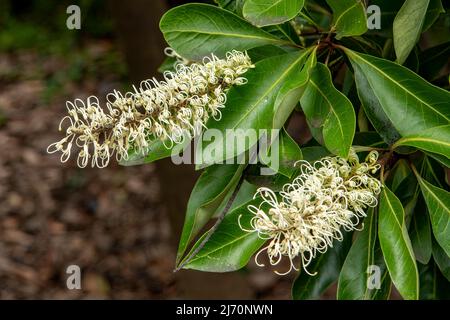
[242,150,381,275]
[48,50,254,168]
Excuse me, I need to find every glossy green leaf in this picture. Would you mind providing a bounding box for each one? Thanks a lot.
[410,196,433,264]
[183,198,266,272]
[432,239,450,281]
[393,0,430,64]
[120,138,184,166]
[345,49,450,138]
[378,186,419,300]
[338,209,391,300]
[273,47,317,129]
[352,58,401,145]
[293,233,352,300]
[326,0,368,39]
[200,49,313,165]
[177,164,245,262]
[417,177,450,257]
[243,0,305,27]
[160,3,288,60]
[265,128,302,177]
[422,0,445,31]
[225,180,258,213]
[300,63,356,158]
[393,125,450,159]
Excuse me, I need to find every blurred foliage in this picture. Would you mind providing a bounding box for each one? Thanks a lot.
[0,0,114,52]
[0,0,127,102]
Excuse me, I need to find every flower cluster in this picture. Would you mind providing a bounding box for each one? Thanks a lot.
[47,50,254,168]
[241,150,381,275]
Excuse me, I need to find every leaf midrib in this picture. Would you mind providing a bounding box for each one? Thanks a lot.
[309,80,345,141]
[398,137,450,147]
[225,50,311,132]
[166,28,283,43]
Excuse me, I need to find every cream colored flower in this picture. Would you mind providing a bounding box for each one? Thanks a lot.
[48,50,254,168]
[241,150,381,275]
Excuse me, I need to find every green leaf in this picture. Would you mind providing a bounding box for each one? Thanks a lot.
[432,239,450,281]
[378,186,419,300]
[422,0,445,31]
[338,209,391,300]
[393,0,430,64]
[265,128,302,177]
[160,3,288,60]
[200,49,313,165]
[393,125,450,159]
[352,59,401,145]
[272,47,317,129]
[410,196,433,264]
[292,233,352,300]
[119,138,183,166]
[344,49,450,138]
[243,0,305,27]
[417,177,450,257]
[300,63,355,158]
[177,164,245,262]
[225,180,258,212]
[326,0,368,39]
[183,198,266,272]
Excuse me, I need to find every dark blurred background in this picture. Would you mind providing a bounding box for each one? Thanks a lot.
[0,0,304,299]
